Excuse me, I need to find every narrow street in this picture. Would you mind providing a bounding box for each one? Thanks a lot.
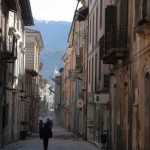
[0,126,100,150]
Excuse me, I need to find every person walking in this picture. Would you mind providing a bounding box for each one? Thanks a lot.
[40,123,52,150]
[46,118,53,128]
[38,120,44,137]
[39,120,44,131]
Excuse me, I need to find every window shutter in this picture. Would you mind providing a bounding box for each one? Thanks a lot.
[135,0,141,24]
[105,5,117,32]
[144,0,150,17]
[120,0,128,26]
[105,6,117,52]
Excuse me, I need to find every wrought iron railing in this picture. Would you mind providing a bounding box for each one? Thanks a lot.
[1,35,17,62]
[136,0,150,25]
[105,25,127,52]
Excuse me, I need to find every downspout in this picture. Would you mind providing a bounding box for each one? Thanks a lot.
[67,0,80,138]
[85,0,89,141]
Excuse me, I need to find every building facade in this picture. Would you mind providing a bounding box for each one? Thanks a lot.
[101,0,150,149]
[0,0,34,147]
[102,0,130,149]
[61,48,73,130]
[87,0,110,148]
[25,28,44,132]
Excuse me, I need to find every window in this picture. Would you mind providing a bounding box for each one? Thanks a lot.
[88,60,91,84]
[92,57,94,92]
[99,36,104,79]
[96,6,98,43]
[100,0,103,27]
[95,54,97,91]
[134,0,140,25]
[92,14,95,48]
[90,19,92,44]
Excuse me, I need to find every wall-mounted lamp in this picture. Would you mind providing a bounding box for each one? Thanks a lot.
[4,87,10,90]
[19,89,25,93]
[20,96,25,101]
[19,77,25,93]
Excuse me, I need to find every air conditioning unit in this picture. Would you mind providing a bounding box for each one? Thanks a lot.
[94,94,109,103]
[75,64,83,73]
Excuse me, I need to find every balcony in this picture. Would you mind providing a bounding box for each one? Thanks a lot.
[134,1,150,37]
[103,25,128,64]
[135,19,150,36]
[143,0,150,21]
[0,26,21,63]
[76,6,88,21]
[5,0,17,11]
[1,36,17,63]
[18,0,34,26]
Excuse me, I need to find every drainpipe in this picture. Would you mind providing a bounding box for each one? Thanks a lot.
[85,0,89,141]
[70,0,80,138]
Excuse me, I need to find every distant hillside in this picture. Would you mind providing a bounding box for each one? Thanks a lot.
[30,19,71,79]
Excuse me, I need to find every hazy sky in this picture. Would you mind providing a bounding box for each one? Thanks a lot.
[30,0,81,22]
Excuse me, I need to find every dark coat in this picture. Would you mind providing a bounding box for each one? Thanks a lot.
[40,126,52,139]
[46,120,53,128]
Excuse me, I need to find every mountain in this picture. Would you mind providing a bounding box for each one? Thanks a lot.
[29,19,71,79]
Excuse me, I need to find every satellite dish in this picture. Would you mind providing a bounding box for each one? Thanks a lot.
[77,99,84,108]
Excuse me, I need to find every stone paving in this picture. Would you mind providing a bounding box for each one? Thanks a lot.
[0,126,100,150]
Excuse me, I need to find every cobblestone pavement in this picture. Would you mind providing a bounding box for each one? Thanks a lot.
[0,126,100,150]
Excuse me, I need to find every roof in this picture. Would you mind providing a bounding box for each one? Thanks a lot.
[76,6,88,21]
[5,0,17,11]
[25,28,44,50]
[19,0,34,26]
[67,0,80,44]
[5,0,34,26]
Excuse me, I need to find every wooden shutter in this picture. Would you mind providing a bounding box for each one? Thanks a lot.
[105,5,117,32]
[135,0,141,24]
[120,0,128,26]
